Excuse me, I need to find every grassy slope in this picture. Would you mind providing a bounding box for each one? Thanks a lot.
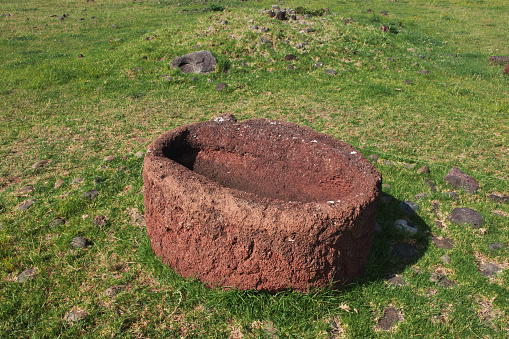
[0,0,508,337]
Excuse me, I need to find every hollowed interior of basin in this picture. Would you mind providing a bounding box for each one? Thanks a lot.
[163,129,359,203]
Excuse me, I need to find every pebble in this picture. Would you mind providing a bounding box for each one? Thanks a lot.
[414,193,427,200]
[93,215,107,227]
[32,159,50,169]
[72,177,84,184]
[135,151,145,158]
[17,199,36,211]
[260,27,270,32]
[392,243,418,260]
[417,165,430,174]
[17,268,37,282]
[284,54,296,61]
[216,83,227,91]
[432,236,454,249]
[49,217,65,227]
[64,309,88,323]
[259,37,268,44]
[489,242,503,251]
[287,65,296,70]
[13,186,34,194]
[71,236,89,248]
[444,167,479,194]
[399,201,419,215]
[104,285,125,297]
[394,219,417,234]
[479,262,502,277]
[448,207,483,228]
[442,191,459,200]
[423,179,437,192]
[54,179,65,189]
[377,307,403,331]
[325,69,337,75]
[417,70,430,74]
[103,155,115,162]
[81,189,99,200]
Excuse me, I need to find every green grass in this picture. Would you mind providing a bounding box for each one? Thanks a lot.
[1,0,508,337]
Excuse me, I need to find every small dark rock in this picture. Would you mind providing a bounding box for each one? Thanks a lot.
[142,56,147,60]
[325,69,337,75]
[17,199,36,211]
[380,25,389,32]
[377,307,403,331]
[392,243,418,260]
[71,236,89,248]
[268,10,276,17]
[399,201,419,215]
[284,54,296,61]
[448,207,483,228]
[260,27,270,32]
[17,268,37,282]
[259,37,268,44]
[78,54,84,58]
[504,64,509,75]
[49,217,65,227]
[276,11,287,21]
[82,189,99,200]
[291,14,297,20]
[216,83,227,91]
[417,165,430,174]
[93,215,107,227]
[386,57,396,62]
[444,167,479,194]
[109,47,114,50]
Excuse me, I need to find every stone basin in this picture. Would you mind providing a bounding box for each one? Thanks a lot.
[143,114,382,292]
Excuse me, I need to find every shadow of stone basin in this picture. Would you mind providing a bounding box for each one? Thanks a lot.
[143,115,382,292]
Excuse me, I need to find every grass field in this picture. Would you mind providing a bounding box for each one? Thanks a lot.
[1,0,509,337]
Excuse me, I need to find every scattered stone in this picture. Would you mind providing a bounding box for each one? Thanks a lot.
[259,37,268,44]
[276,11,287,21]
[369,154,379,162]
[260,27,270,32]
[381,160,394,166]
[93,215,107,227]
[251,25,258,30]
[111,24,117,29]
[442,191,459,200]
[17,268,37,282]
[17,199,36,211]
[291,15,297,20]
[325,69,337,75]
[479,262,502,277]
[71,236,89,248]
[49,217,65,227]
[380,196,392,204]
[432,236,454,249]
[492,209,508,217]
[423,179,437,192]
[103,155,115,162]
[377,307,403,331]
[287,65,296,70]
[440,255,451,264]
[135,151,145,158]
[295,43,303,49]
[399,201,419,215]
[438,277,454,287]
[394,219,417,234]
[435,220,444,228]
[417,70,430,74]
[32,159,50,169]
[379,25,389,32]
[488,194,509,204]
[64,309,88,323]
[268,10,276,18]
[81,189,99,200]
[386,275,406,287]
[375,221,383,233]
[392,243,418,260]
[104,285,125,297]
[216,83,227,91]
[284,54,296,61]
[382,184,391,190]
[414,193,427,200]
[13,186,34,195]
[78,54,84,58]
[444,167,479,194]
[417,165,430,174]
[488,56,509,66]
[448,207,483,228]
[213,114,237,123]
[313,62,324,68]
[170,50,216,74]
[72,177,84,184]
[489,242,503,251]
[164,76,173,81]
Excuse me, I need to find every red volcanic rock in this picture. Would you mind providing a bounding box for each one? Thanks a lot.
[143,116,382,292]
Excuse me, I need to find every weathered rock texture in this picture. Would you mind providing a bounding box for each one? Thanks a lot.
[444,167,479,194]
[143,116,382,292]
[170,50,216,74]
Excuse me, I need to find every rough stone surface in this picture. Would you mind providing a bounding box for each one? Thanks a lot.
[71,236,89,248]
[444,167,479,194]
[284,54,296,61]
[448,207,483,228]
[399,201,419,215]
[489,56,509,65]
[393,219,417,234]
[325,69,337,75]
[487,194,509,204]
[72,177,84,184]
[17,268,37,282]
[13,186,34,195]
[32,159,50,169]
[82,189,98,200]
[170,50,216,74]
[479,262,502,277]
[17,199,36,211]
[64,309,88,323]
[489,242,503,251]
[54,179,65,189]
[432,236,454,249]
[417,165,430,174]
[216,83,228,91]
[103,155,115,161]
[143,116,382,292]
